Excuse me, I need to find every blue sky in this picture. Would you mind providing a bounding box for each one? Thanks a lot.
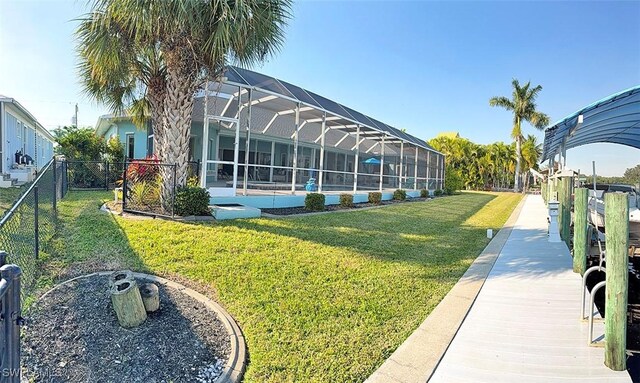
[1,1,639,175]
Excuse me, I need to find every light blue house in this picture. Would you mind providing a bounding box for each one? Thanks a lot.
[0,96,55,185]
[96,67,445,208]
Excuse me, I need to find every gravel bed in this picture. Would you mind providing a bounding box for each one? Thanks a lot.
[261,197,431,216]
[22,275,230,383]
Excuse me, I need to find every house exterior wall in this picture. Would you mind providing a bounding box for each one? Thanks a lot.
[1,101,54,173]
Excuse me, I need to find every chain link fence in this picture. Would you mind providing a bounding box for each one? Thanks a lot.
[0,159,64,299]
[65,160,126,190]
[122,160,177,217]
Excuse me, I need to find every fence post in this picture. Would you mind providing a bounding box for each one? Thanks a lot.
[122,161,127,212]
[573,188,588,275]
[1,264,23,382]
[603,192,628,371]
[105,161,109,190]
[65,160,69,194]
[172,164,177,218]
[34,186,39,260]
[52,157,57,213]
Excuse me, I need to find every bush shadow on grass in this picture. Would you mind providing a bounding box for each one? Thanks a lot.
[226,193,501,266]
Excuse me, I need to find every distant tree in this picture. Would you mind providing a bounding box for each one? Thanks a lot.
[521,135,542,191]
[54,126,105,161]
[490,79,549,192]
[623,164,640,185]
[105,136,125,163]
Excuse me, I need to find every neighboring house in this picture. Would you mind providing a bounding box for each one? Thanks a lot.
[0,96,55,186]
[96,66,445,206]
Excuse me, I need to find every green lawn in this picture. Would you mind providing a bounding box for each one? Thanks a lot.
[41,191,521,382]
[0,184,28,218]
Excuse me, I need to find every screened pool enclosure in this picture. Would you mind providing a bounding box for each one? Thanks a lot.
[195,66,444,197]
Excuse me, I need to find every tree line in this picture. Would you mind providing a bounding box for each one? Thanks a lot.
[428,134,542,191]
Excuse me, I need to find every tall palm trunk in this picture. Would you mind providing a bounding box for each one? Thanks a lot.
[148,76,166,159]
[514,135,522,192]
[160,63,196,208]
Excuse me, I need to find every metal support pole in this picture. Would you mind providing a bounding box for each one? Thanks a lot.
[603,192,628,371]
[426,151,431,191]
[52,157,57,212]
[414,147,419,190]
[291,103,300,194]
[200,81,210,188]
[318,113,326,192]
[243,89,252,196]
[104,160,109,190]
[232,86,241,194]
[436,155,440,190]
[172,164,177,218]
[398,141,404,189]
[353,125,360,193]
[122,161,128,211]
[34,186,39,259]
[379,135,386,192]
[573,188,589,275]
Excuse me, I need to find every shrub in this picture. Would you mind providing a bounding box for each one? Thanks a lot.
[368,192,382,204]
[174,186,211,216]
[339,193,354,208]
[305,193,325,211]
[434,189,443,196]
[393,189,406,201]
[129,180,160,208]
[420,189,428,198]
[444,164,463,195]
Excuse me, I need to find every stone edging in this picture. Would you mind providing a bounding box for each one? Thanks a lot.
[364,194,528,383]
[35,271,247,383]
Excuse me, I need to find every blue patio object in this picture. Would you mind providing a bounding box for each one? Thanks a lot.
[305,178,318,192]
[363,157,381,165]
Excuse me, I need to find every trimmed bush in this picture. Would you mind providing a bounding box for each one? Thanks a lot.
[339,193,354,208]
[368,192,382,205]
[174,186,211,216]
[305,193,325,211]
[420,189,428,198]
[393,189,406,201]
[434,189,443,197]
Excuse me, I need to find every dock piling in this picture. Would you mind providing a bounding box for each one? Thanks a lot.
[603,192,628,371]
[573,188,588,275]
[558,177,572,246]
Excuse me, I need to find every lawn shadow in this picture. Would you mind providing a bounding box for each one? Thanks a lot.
[225,193,501,268]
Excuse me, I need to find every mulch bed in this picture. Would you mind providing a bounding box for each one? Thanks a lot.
[22,275,230,383]
[262,196,432,216]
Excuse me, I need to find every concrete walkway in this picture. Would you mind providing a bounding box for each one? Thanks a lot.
[429,195,630,382]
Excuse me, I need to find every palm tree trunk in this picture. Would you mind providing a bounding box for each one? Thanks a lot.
[514,136,522,192]
[160,64,196,209]
[148,76,166,159]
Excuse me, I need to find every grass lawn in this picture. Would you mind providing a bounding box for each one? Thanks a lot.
[41,191,522,382]
[0,184,28,218]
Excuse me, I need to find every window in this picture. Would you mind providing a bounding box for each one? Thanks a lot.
[126,134,135,159]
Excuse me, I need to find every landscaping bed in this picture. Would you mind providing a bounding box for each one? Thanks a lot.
[262,196,430,215]
[22,274,230,383]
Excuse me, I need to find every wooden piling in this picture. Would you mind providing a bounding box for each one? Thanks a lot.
[542,182,547,204]
[603,192,628,371]
[558,177,572,246]
[573,188,588,275]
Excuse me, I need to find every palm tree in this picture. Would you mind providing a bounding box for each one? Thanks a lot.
[77,0,292,199]
[521,134,542,191]
[490,79,550,192]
